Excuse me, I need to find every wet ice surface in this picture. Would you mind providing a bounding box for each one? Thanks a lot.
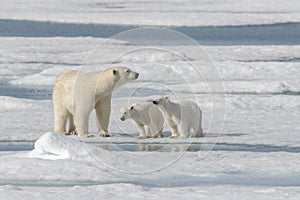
[2,139,300,153]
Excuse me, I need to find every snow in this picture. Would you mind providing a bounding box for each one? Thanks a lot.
[0,0,300,26]
[1,1,300,199]
[1,184,299,200]
[1,132,300,199]
[0,96,40,111]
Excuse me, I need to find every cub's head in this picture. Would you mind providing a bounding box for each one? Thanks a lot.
[108,67,139,89]
[120,105,135,121]
[152,96,170,108]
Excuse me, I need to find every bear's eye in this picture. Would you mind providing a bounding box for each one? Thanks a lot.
[130,106,134,110]
[113,69,117,75]
[126,69,130,73]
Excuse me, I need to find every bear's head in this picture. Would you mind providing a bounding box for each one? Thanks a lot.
[107,67,139,89]
[152,96,170,108]
[120,105,135,121]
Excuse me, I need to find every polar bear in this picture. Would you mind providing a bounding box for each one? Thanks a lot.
[153,96,203,138]
[120,101,164,139]
[53,67,139,137]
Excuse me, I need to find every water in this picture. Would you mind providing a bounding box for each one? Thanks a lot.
[1,141,299,153]
[93,143,300,153]
[0,141,35,151]
[1,19,300,45]
[0,84,52,100]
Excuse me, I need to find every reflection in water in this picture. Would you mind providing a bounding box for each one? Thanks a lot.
[3,141,299,153]
[95,143,300,153]
[97,143,203,152]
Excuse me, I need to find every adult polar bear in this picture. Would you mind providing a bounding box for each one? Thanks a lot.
[53,67,139,137]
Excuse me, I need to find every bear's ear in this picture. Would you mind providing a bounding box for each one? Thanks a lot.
[164,96,170,100]
[130,106,134,110]
[113,69,117,75]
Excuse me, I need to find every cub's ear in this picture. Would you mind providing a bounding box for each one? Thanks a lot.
[113,69,117,75]
[130,106,134,110]
[164,96,170,100]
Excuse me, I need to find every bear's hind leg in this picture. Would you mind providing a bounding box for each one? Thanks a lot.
[153,129,163,138]
[195,122,203,138]
[193,119,203,138]
[67,114,77,135]
[53,83,68,134]
[54,110,68,134]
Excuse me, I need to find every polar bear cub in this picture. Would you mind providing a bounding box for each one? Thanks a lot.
[120,101,164,139]
[153,96,203,138]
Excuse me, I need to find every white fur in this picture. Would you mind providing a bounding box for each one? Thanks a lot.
[53,67,139,137]
[120,101,164,139]
[153,96,203,138]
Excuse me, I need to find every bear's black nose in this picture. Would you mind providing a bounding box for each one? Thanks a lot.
[153,100,158,105]
[135,73,139,79]
[120,117,125,121]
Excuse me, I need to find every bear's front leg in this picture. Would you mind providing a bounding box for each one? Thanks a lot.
[135,124,147,139]
[96,95,111,137]
[144,125,152,138]
[66,114,77,135]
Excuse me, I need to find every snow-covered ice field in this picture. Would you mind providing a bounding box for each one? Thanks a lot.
[1,0,300,26]
[0,1,300,199]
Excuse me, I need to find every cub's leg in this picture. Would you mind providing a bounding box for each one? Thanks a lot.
[136,125,147,139]
[133,121,147,139]
[154,129,163,138]
[168,119,178,138]
[195,121,204,138]
[144,125,152,138]
[178,123,189,139]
